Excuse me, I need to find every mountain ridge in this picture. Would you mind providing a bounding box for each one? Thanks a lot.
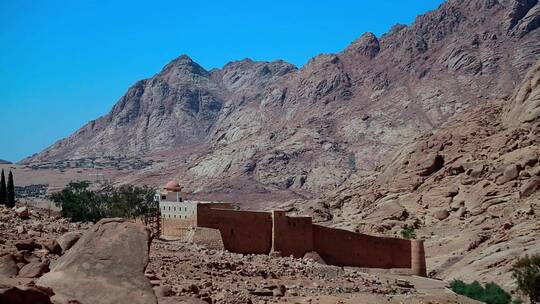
[23,0,540,199]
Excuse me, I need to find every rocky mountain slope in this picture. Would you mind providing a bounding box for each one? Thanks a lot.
[298,60,540,290]
[23,0,540,200]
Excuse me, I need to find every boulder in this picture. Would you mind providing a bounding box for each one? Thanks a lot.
[303,251,326,265]
[418,153,445,176]
[41,239,62,255]
[0,254,19,277]
[455,206,467,218]
[433,209,450,220]
[14,206,30,219]
[467,163,485,178]
[273,285,286,297]
[15,225,26,234]
[56,231,82,253]
[521,152,538,168]
[153,285,174,297]
[497,164,520,184]
[450,199,465,211]
[18,260,49,278]
[0,285,53,304]
[14,239,39,251]
[37,218,156,304]
[520,176,540,197]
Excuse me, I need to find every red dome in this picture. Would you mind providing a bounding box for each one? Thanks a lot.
[164,180,182,192]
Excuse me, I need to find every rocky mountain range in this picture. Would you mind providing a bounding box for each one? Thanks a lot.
[24,0,540,202]
[284,59,539,289]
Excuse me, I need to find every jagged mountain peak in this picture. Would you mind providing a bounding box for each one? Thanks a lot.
[160,54,209,78]
[344,32,380,58]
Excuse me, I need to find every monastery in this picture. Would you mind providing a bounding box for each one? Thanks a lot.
[155,181,427,277]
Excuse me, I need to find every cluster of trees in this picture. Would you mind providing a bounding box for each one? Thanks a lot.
[50,181,156,223]
[0,169,15,208]
[451,254,540,304]
[450,280,512,304]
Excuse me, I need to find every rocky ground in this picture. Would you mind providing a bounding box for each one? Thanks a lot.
[0,205,478,304]
[147,238,484,304]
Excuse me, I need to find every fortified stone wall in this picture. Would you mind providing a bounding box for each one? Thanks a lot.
[312,224,412,269]
[197,207,272,254]
[271,211,314,258]
[161,217,196,238]
[160,206,426,276]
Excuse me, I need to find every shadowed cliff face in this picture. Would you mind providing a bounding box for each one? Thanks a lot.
[24,0,540,196]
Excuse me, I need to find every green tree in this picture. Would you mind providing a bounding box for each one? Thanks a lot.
[512,255,540,304]
[0,169,6,205]
[348,152,357,171]
[51,181,105,222]
[6,171,15,208]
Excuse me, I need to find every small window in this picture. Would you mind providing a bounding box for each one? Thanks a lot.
[174,207,176,211]
[161,195,166,199]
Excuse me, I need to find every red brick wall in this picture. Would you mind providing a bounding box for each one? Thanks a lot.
[271,211,314,258]
[197,207,272,254]
[312,224,412,269]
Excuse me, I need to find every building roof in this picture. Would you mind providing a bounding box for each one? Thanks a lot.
[164,180,182,192]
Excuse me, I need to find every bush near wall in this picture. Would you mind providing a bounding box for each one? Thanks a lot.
[450,280,511,304]
[50,181,156,223]
[512,254,540,304]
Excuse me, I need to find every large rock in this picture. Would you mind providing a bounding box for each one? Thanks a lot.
[41,239,62,255]
[0,285,53,304]
[14,207,30,219]
[303,251,326,265]
[520,176,540,197]
[18,261,49,278]
[0,254,19,277]
[37,218,156,304]
[497,164,521,184]
[433,209,450,220]
[14,239,39,251]
[56,231,82,253]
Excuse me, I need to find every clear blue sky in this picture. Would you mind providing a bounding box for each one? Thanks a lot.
[0,0,445,162]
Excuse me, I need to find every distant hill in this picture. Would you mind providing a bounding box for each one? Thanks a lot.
[0,159,12,165]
